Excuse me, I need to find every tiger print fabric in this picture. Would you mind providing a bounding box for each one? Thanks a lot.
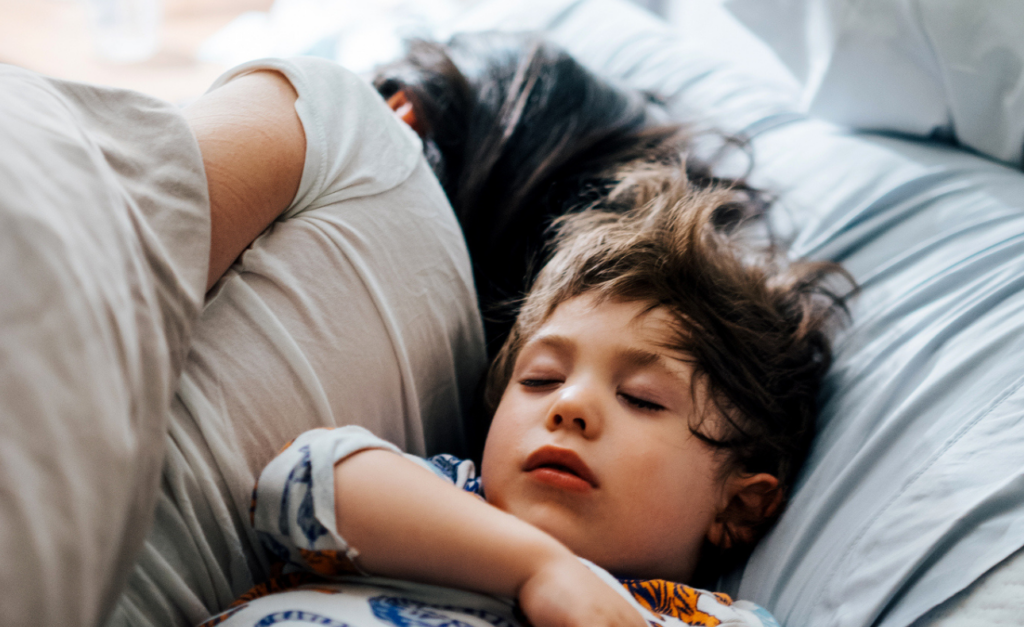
[622,578,728,626]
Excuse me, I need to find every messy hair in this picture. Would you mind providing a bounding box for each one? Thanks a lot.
[374,32,749,354]
[487,164,850,581]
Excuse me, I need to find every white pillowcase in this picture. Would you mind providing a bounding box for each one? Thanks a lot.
[725,0,1024,167]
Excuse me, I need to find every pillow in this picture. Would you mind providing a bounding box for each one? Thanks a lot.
[725,0,1024,168]
[453,2,1024,626]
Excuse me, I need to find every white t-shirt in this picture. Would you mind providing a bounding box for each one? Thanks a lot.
[0,65,210,627]
[108,57,486,627]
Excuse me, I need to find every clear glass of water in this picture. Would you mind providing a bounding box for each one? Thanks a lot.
[84,0,162,63]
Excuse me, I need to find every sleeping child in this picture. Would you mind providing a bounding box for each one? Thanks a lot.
[199,163,848,627]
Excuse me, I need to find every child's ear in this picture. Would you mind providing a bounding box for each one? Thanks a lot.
[385,90,425,137]
[707,473,781,549]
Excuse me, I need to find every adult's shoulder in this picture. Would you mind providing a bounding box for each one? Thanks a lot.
[208,57,424,221]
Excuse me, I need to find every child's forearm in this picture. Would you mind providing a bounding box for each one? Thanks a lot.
[333,449,572,598]
[260,437,649,627]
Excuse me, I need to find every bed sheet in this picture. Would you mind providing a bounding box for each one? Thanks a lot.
[451,1,1024,626]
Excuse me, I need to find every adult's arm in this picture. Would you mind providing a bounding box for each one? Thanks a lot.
[0,65,211,627]
[183,70,306,291]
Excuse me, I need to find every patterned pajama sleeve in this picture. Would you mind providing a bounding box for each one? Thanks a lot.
[251,426,480,577]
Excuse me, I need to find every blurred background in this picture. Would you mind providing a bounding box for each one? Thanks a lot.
[0,0,689,104]
[0,0,268,103]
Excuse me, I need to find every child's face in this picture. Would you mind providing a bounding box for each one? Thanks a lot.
[481,293,731,582]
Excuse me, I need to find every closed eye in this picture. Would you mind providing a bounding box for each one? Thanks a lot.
[520,379,561,389]
[620,393,664,412]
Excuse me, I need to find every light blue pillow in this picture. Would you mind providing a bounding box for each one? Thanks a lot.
[455,2,1024,625]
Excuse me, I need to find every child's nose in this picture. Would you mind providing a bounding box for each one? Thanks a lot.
[545,385,602,438]
[551,414,587,431]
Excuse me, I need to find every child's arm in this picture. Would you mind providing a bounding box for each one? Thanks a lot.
[253,427,645,627]
[333,449,646,627]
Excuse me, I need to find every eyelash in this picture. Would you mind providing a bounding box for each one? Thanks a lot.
[520,379,665,412]
[519,378,560,388]
[620,393,665,412]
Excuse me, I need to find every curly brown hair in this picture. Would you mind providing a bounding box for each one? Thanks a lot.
[486,163,851,582]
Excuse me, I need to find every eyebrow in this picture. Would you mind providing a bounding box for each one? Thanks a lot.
[525,334,576,359]
[616,346,663,370]
[526,335,677,375]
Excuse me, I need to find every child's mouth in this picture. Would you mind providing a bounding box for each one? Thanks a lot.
[528,465,593,492]
[523,446,598,492]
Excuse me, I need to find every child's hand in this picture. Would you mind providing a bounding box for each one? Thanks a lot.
[518,556,647,627]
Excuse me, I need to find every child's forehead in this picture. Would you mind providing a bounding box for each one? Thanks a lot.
[528,294,687,359]
[546,293,674,329]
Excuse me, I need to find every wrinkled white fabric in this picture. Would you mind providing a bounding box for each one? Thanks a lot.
[0,65,210,627]
[912,544,1024,627]
[107,58,485,627]
[726,0,1024,167]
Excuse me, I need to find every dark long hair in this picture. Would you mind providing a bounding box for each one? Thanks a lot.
[374,32,756,355]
